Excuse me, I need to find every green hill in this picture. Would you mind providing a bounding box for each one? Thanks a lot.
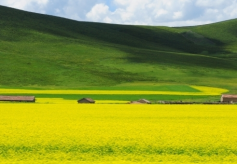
[0,5,237,93]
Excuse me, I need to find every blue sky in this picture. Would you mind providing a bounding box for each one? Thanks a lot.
[1,0,237,27]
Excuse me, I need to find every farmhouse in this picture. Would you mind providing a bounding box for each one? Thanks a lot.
[221,94,237,103]
[137,99,151,104]
[129,101,143,104]
[0,96,35,102]
[78,98,95,104]
[129,99,151,104]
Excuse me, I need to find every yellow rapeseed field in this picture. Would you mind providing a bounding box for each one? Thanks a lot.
[0,85,228,95]
[0,104,237,164]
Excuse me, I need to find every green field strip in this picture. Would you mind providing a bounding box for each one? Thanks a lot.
[0,93,220,102]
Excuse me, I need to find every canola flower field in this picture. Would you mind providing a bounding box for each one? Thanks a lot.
[0,86,228,96]
[0,85,229,104]
[1,104,237,164]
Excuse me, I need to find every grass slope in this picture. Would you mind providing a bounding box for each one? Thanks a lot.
[0,5,237,93]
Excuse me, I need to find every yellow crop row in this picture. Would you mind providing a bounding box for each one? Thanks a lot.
[0,104,237,163]
[36,98,77,104]
[191,85,228,95]
[0,86,228,95]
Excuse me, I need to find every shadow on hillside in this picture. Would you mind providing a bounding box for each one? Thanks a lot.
[118,46,237,70]
[1,5,235,70]
[0,5,225,54]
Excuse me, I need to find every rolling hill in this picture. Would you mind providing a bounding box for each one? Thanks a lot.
[0,5,237,93]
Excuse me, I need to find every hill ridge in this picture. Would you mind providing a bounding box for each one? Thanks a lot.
[0,5,237,93]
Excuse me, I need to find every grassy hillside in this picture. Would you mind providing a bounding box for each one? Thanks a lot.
[0,5,237,93]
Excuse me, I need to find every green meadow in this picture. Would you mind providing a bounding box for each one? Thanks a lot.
[0,5,237,95]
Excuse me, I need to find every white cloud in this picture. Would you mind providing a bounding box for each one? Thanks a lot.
[58,0,100,20]
[103,16,113,23]
[86,4,110,22]
[0,0,48,13]
[1,0,237,26]
[86,0,195,26]
[196,0,226,7]
[85,0,237,26]
[173,12,183,20]
[155,9,168,18]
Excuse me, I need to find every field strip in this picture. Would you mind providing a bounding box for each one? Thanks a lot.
[35,98,129,104]
[0,86,228,95]
[0,104,237,163]
[36,98,77,104]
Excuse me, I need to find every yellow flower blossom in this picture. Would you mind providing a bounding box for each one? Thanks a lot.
[0,104,237,163]
[0,85,228,96]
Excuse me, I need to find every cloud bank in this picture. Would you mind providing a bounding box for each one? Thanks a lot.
[1,0,237,26]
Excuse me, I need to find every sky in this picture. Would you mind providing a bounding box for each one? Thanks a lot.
[1,0,237,27]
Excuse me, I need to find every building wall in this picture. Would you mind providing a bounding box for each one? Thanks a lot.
[78,100,95,103]
[222,98,237,102]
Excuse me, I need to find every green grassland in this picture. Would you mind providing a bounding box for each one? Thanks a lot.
[0,5,237,95]
[0,93,219,103]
